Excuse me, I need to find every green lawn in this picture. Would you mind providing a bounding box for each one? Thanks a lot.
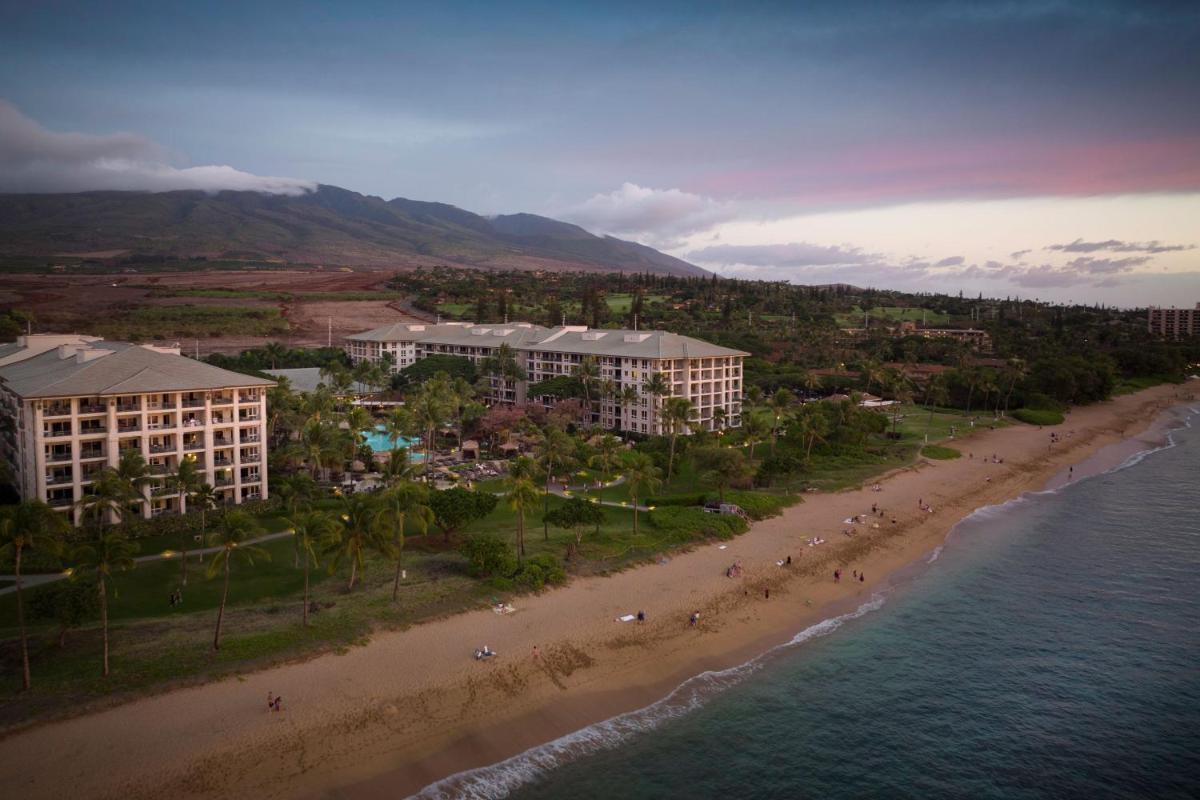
[835,305,951,327]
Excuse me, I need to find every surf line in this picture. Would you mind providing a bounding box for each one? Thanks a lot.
[408,595,886,800]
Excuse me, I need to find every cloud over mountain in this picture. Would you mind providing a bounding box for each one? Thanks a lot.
[0,100,315,195]
[560,183,736,247]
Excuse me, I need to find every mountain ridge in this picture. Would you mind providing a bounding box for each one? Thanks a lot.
[0,185,706,277]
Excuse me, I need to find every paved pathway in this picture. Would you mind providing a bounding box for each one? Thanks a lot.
[0,529,295,597]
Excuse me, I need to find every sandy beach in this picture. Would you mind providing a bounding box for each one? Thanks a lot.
[0,384,1192,800]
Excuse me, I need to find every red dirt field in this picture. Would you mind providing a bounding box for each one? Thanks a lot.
[0,268,432,354]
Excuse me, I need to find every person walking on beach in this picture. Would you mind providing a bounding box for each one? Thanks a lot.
[689,611,700,627]
[532,645,542,661]
[267,692,275,711]
[764,588,770,600]
[637,610,645,624]
[834,569,841,582]
[859,573,865,583]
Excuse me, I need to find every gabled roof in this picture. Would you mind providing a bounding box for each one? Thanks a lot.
[526,328,748,359]
[0,342,273,399]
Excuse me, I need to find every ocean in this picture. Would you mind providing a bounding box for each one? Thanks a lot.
[416,407,1200,800]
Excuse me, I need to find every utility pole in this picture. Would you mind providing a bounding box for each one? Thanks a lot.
[194,340,199,359]
[327,317,332,348]
[633,313,638,331]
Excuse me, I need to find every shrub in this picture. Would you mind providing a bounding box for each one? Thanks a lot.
[644,492,709,507]
[921,445,962,460]
[510,554,567,591]
[459,532,515,578]
[649,506,748,542]
[1012,408,1065,426]
[723,490,801,520]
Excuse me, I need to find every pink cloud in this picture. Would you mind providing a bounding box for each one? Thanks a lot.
[692,136,1200,207]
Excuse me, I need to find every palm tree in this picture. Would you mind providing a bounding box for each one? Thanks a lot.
[765,388,796,455]
[978,371,998,418]
[263,341,288,370]
[744,384,764,409]
[506,476,540,561]
[167,455,202,516]
[344,406,374,452]
[376,481,433,601]
[962,366,981,414]
[535,427,575,540]
[802,370,824,397]
[925,375,949,436]
[76,469,135,536]
[294,420,349,481]
[73,531,138,674]
[181,482,218,585]
[860,359,882,395]
[662,396,695,481]
[623,452,662,535]
[284,509,337,626]
[327,494,383,590]
[588,434,622,484]
[0,501,68,689]
[644,372,671,421]
[743,412,770,461]
[573,356,601,424]
[206,511,268,650]
[407,376,452,474]
[1001,358,1026,416]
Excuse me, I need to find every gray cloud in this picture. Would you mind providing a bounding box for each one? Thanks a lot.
[1063,256,1151,274]
[934,255,964,267]
[1046,238,1195,254]
[0,100,316,195]
[560,183,737,248]
[687,241,882,268]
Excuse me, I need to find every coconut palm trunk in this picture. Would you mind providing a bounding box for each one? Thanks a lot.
[99,577,110,676]
[213,557,230,650]
[14,546,30,690]
[391,512,406,601]
[303,549,312,627]
[632,495,640,534]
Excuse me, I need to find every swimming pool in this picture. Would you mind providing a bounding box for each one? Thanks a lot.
[363,426,424,456]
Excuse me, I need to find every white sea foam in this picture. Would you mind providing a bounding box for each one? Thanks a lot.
[408,595,886,800]
[927,546,943,564]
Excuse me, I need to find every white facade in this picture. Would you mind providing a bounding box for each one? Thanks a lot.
[0,337,272,524]
[346,322,745,434]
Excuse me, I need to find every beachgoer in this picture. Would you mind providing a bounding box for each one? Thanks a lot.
[834,570,840,582]
[637,610,645,624]
[786,555,792,565]
[267,692,275,711]
[765,588,770,600]
[532,645,541,661]
[273,696,282,712]
[690,611,700,627]
[859,574,865,583]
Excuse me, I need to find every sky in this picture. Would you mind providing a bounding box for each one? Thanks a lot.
[1,0,1198,306]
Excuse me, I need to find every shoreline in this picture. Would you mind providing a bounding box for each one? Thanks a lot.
[0,385,1192,800]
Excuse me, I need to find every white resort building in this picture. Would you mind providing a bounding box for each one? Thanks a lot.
[0,335,273,524]
[346,322,746,434]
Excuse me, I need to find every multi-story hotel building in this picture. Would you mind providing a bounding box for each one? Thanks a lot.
[346,322,746,434]
[0,335,273,524]
[1147,304,1199,340]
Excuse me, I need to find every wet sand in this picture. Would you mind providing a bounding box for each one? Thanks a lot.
[0,384,1191,800]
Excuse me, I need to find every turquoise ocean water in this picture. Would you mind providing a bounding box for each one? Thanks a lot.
[414,407,1200,800]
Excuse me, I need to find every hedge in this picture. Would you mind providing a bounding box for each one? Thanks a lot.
[1012,408,1065,426]
[921,445,962,460]
[722,491,801,520]
[648,506,748,542]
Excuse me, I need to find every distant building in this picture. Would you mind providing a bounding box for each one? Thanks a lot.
[1147,304,1200,339]
[837,322,992,352]
[0,336,272,524]
[345,322,746,434]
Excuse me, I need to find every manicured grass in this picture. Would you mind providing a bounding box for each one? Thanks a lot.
[835,305,951,327]
[1012,408,1065,425]
[921,445,962,460]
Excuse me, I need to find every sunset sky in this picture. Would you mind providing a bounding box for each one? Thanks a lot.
[1,1,1197,305]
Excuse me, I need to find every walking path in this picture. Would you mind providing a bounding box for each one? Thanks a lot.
[0,530,295,596]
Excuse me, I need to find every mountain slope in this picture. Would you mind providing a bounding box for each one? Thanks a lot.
[0,186,707,276]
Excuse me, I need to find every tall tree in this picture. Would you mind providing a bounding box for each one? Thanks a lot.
[765,388,796,455]
[206,511,268,650]
[284,509,337,626]
[73,531,138,675]
[181,482,218,585]
[506,476,541,561]
[623,452,662,535]
[588,434,623,484]
[376,481,434,601]
[0,501,68,689]
[662,396,696,481]
[534,427,575,540]
[326,494,384,590]
[694,447,751,502]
